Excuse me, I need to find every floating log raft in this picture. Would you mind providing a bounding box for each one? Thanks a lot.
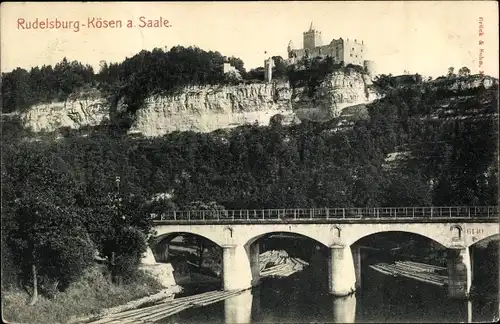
[399,261,446,271]
[87,289,248,324]
[259,255,309,278]
[370,261,448,287]
[88,252,310,323]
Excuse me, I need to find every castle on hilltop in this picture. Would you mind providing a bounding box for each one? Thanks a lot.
[286,22,375,74]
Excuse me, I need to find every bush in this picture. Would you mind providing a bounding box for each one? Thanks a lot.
[109,227,148,282]
[41,231,96,291]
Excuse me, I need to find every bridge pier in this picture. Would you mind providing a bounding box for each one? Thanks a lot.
[224,289,253,324]
[222,244,253,291]
[249,243,260,286]
[328,245,356,296]
[332,294,357,323]
[447,247,472,299]
[351,245,362,289]
[153,241,169,263]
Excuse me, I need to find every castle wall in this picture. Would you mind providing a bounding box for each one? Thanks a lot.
[288,37,367,66]
[331,39,344,63]
[287,24,367,67]
[343,39,365,66]
[223,63,235,74]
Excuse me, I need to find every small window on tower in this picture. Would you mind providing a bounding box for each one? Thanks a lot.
[350,54,353,57]
[352,48,354,51]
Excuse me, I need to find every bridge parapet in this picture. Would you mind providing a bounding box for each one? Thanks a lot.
[152,206,498,223]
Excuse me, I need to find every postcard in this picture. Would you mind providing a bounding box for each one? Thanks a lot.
[1,2,499,323]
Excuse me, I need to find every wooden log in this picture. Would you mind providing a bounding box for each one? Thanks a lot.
[261,264,287,275]
[389,264,447,283]
[92,290,246,324]
[372,263,446,287]
[128,301,192,321]
[135,290,246,323]
[194,291,244,307]
[168,290,223,305]
[261,263,294,277]
[369,264,397,276]
[395,262,436,273]
[404,261,446,271]
[130,304,192,323]
[293,258,309,266]
[91,291,223,323]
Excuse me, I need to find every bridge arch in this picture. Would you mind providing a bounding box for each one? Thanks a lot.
[154,225,226,247]
[349,230,448,249]
[244,230,330,249]
[242,230,330,290]
[154,231,221,247]
[151,230,224,266]
[344,225,452,248]
[468,233,500,249]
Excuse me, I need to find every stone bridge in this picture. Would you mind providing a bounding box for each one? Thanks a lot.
[151,206,499,299]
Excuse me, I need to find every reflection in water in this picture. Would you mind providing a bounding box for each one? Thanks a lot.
[467,300,472,323]
[332,294,356,323]
[164,267,499,324]
[224,290,253,324]
[224,286,358,324]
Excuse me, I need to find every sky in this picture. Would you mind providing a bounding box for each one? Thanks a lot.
[1,1,498,78]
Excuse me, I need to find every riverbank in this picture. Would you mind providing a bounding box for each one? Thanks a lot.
[2,265,179,324]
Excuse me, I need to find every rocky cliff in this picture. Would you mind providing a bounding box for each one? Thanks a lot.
[292,71,380,121]
[129,81,293,136]
[17,71,380,136]
[19,93,109,133]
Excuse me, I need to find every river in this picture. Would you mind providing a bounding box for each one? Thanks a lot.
[159,263,499,324]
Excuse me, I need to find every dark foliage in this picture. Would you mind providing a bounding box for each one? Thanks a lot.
[1,52,497,298]
[1,46,247,116]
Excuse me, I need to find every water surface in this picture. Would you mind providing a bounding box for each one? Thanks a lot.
[161,265,499,323]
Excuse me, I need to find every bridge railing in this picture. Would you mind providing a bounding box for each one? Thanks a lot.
[152,206,498,222]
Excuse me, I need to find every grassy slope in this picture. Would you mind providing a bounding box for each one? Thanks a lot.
[2,265,164,324]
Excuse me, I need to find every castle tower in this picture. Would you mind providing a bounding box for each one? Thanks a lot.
[303,21,322,49]
[264,57,273,83]
[287,40,295,53]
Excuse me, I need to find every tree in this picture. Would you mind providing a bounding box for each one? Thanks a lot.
[181,201,226,268]
[272,56,287,79]
[246,67,265,81]
[5,196,94,303]
[458,66,471,77]
[447,67,455,78]
[269,114,285,128]
[1,68,34,113]
[227,56,246,77]
[82,177,153,282]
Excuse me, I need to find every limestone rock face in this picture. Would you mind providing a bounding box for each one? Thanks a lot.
[18,71,383,136]
[292,71,381,122]
[140,263,181,288]
[20,96,108,133]
[130,81,293,136]
[429,75,498,91]
[141,247,158,265]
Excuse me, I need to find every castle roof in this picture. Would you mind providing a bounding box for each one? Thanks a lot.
[288,40,295,49]
[308,21,316,31]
